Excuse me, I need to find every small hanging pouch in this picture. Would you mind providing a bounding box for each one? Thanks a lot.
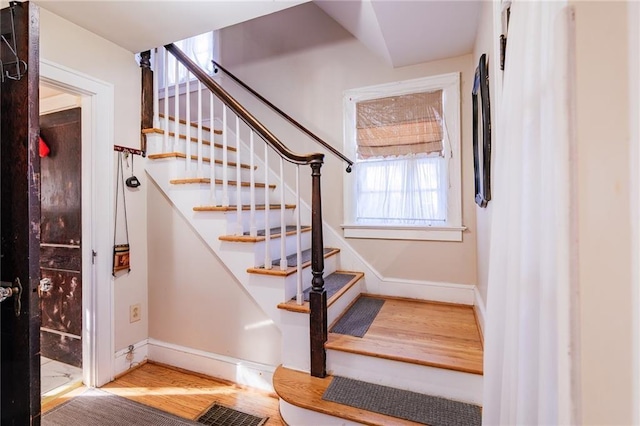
[113,153,131,275]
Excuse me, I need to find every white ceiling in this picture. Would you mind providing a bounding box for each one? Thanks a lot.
[32,0,481,68]
[33,0,310,53]
[315,0,482,67]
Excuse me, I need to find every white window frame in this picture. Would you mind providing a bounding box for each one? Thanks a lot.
[342,72,464,242]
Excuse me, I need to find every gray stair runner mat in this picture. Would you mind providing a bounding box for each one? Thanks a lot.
[330,296,384,338]
[323,376,482,426]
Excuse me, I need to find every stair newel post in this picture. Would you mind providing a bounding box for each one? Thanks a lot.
[309,158,327,378]
[140,50,153,153]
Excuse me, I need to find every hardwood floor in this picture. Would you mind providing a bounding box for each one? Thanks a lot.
[326,295,484,375]
[42,362,284,425]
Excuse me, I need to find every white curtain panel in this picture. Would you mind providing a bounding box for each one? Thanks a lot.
[355,155,447,224]
[483,1,576,425]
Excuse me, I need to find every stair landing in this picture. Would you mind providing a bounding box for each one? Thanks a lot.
[326,295,483,375]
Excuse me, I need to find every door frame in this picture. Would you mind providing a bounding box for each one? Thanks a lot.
[40,59,114,388]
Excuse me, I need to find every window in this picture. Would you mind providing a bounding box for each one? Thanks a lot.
[342,73,464,241]
[157,31,217,92]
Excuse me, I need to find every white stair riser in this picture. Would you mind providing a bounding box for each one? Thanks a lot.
[280,401,363,426]
[224,209,295,235]
[326,351,483,405]
[245,254,337,302]
[157,119,219,144]
[248,231,313,268]
[148,161,280,213]
[147,133,239,164]
[147,154,255,184]
[280,278,363,372]
[169,183,273,207]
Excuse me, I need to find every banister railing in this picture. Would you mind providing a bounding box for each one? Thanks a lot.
[212,59,353,173]
[166,44,322,166]
[141,45,328,378]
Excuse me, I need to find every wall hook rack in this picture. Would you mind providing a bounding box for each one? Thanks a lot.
[0,1,28,83]
[113,145,146,157]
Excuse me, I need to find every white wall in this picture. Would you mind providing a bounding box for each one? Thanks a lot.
[629,3,640,423]
[219,2,478,286]
[39,8,148,353]
[471,0,500,312]
[570,1,634,424]
[146,181,281,366]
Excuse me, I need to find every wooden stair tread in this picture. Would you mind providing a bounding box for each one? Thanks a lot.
[326,296,484,375]
[147,152,253,169]
[142,128,233,151]
[219,225,311,243]
[273,366,421,426]
[277,271,364,313]
[158,112,223,135]
[170,177,275,189]
[247,247,340,277]
[193,204,296,212]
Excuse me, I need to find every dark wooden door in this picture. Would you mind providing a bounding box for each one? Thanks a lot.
[39,108,82,368]
[0,2,41,425]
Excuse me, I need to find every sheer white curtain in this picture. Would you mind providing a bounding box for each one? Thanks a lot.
[355,154,447,225]
[483,1,576,425]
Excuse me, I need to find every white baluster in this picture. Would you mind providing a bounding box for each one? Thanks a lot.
[264,144,272,269]
[153,48,159,129]
[222,106,229,207]
[296,166,302,305]
[197,81,203,178]
[185,72,191,175]
[249,132,257,237]
[279,157,287,271]
[209,91,216,205]
[235,116,242,235]
[163,48,169,152]
[174,55,179,154]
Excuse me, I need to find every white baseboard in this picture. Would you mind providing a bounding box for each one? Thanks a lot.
[373,277,476,305]
[114,339,149,377]
[147,339,276,392]
[473,286,486,338]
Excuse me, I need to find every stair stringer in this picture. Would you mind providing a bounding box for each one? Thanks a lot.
[145,158,292,328]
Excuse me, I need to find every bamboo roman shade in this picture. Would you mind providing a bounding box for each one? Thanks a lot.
[356,90,444,159]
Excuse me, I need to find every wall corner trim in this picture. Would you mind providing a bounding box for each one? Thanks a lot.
[473,286,486,338]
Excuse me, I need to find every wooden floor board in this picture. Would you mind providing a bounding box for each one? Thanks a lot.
[326,296,484,375]
[43,362,283,425]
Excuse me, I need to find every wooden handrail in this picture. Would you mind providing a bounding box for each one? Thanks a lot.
[212,60,353,173]
[164,43,328,378]
[166,44,323,166]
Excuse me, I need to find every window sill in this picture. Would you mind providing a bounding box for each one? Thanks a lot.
[341,224,466,242]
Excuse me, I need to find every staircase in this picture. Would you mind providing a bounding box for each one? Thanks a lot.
[140,45,483,425]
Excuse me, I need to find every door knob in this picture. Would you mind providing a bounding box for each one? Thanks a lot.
[0,278,22,316]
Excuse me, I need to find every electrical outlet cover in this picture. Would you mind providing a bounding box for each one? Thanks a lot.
[130,303,141,323]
